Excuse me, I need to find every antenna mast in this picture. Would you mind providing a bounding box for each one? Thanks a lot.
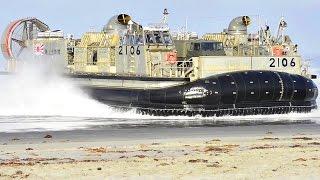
[162,8,169,24]
[276,16,287,44]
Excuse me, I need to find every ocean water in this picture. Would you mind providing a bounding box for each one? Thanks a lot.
[0,56,319,132]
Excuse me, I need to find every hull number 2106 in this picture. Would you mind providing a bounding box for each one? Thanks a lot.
[119,46,141,55]
[269,58,295,67]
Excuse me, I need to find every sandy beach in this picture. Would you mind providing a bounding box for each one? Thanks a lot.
[0,124,320,179]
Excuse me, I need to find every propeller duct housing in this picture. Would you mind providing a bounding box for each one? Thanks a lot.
[227,16,251,35]
[1,18,49,60]
[102,14,132,33]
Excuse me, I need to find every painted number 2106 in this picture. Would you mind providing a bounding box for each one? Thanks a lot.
[119,46,141,55]
[269,58,295,67]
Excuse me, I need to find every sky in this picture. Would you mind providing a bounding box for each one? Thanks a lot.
[0,0,319,69]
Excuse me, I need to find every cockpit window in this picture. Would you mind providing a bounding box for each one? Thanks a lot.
[216,43,223,50]
[154,31,162,43]
[122,34,143,45]
[128,35,135,45]
[146,33,154,43]
[194,43,201,51]
[120,36,126,45]
[145,31,173,45]
[192,42,224,51]
[135,35,144,45]
[162,32,172,44]
[201,42,214,51]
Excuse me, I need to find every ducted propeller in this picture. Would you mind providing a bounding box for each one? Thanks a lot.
[117,14,131,25]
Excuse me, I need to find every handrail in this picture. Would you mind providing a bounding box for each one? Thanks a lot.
[151,58,195,78]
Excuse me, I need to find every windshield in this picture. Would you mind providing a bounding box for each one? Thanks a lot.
[201,42,214,51]
[144,31,173,45]
[146,33,155,43]
[135,35,144,45]
[162,32,173,44]
[154,31,163,43]
[198,42,224,51]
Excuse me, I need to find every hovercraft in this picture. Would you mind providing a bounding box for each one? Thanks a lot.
[1,10,318,116]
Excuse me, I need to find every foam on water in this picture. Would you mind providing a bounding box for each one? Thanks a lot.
[0,52,319,132]
[0,53,139,118]
[0,53,145,132]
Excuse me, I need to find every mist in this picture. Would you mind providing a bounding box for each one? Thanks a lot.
[0,50,115,117]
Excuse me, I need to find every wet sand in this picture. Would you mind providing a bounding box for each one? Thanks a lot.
[0,124,320,179]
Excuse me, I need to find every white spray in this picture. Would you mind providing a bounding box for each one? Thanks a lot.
[0,51,136,118]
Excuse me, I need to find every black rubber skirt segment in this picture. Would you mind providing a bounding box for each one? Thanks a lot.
[84,70,318,117]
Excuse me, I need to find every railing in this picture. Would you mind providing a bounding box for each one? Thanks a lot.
[179,58,194,76]
[151,58,196,78]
